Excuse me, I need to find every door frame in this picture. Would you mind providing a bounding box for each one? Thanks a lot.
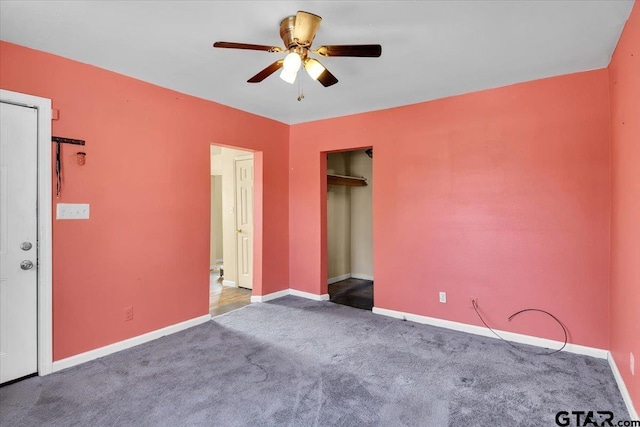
[0,89,53,376]
[233,154,254,289]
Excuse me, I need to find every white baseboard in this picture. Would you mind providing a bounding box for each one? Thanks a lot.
[222,280,236,287]
[328,274,351,285]
[327,273,374,284]
[52,314,211,373]
[251,289,330,303]
[250,289,289,303]
[290,289,330,301]
[608,353,639,420]
[372,307,608,359]
[351,273,374,281]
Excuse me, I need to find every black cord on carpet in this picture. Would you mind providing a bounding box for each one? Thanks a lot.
[472,300,568,355]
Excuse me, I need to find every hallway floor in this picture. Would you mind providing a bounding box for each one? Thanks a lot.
[209,270,251,316]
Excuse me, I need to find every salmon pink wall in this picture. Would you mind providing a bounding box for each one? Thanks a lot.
[0,42,289,360]
[609,0,640,413]
[290,69,611,349]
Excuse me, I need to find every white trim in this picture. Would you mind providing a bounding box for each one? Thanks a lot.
[351,273,374,281]
[52,314,211,373]
[234,154,254,161]
[222,280,237,287]
[215,258,223,264]
[250,289,330,303]
[290,289,330,301]
[327,273,374,284]
[0,90,53,376]
[328,274,351,285]
[250,289,289,303]
[372,307,608,359]
[608,353,639,420]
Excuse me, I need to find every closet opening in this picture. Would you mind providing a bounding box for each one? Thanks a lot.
[326,148,374,310]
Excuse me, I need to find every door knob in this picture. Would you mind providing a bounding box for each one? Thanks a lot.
[20,260,34,270]
[21,241,33,251]
[236,229,242,233]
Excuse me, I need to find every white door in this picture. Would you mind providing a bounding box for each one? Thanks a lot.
[0,102,38,383]
[235,157,253,290]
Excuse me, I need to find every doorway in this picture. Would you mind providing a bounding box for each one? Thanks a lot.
[326,148,374,310]
[0,89,53,382]
[209,146,253,316]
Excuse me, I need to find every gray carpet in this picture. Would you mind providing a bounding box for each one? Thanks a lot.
[0,296,630,426]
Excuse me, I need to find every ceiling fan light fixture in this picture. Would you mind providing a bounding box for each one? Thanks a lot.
[283,51,302,72]
[304,58,325,81]
[213,10,382,89]
[279,68,297,84]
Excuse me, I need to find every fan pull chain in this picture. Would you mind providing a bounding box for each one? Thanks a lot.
[297,73,305,101]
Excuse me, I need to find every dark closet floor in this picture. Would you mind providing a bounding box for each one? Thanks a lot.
[328,278,373,310]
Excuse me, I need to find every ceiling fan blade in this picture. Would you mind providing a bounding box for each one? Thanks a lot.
[317,66,338,87]
[247,60,284,83]
[293,11,322,47]
[314,44,382,58]
[213,41,283,53]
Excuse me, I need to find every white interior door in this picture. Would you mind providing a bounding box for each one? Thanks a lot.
[235,157,253,290]
[0,101,38,383]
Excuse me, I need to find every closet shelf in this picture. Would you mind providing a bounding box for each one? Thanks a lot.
[327,174,367,187]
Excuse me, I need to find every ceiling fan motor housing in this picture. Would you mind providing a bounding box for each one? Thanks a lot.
[280,16,308,59]
[279,16,297,49]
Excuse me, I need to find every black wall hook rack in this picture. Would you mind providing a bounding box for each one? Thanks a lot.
[52,136,85,146]
[53,136,86,198]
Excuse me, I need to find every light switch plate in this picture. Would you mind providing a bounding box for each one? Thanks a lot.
[57,203,90,220]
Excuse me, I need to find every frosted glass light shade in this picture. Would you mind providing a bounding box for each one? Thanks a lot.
[304,58,325,80]
[279,68,297,84]
[283,52,302,72]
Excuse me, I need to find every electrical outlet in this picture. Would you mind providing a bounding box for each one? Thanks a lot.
[124,307,133,322]
[631,352,635,376]
[470,297,478,308]
[439,292,446,303]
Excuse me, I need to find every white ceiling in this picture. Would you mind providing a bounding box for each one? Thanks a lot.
[0,1,633,124]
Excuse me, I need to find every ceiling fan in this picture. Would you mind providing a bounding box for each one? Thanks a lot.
[213,11,382,88]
